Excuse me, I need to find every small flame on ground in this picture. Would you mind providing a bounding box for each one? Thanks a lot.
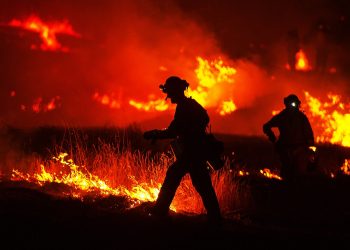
[259,168,282,180]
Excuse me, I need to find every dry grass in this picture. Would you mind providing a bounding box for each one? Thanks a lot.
[0,125,251,217]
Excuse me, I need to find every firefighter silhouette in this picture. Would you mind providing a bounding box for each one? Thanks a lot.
[143,76,221,224]
[263,94,315,182]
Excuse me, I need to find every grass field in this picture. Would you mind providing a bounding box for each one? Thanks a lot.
[1,125,350,249]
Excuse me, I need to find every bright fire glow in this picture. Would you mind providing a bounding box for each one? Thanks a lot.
[11,153,162,207]
[8,15,80,51]
[304,91,350,147]
[93,92,121,109]
[259,168,282,180]
[295,49,312,71]
[218,100,237,116]
[129,98,169,112]
[340,159,350,175]
[20,96,61,113]
[128,56,237,115]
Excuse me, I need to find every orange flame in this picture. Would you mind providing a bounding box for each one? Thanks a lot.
[129,98,169,112]
[21,96,61,113]
[259,168,282,180]
[304,91,350,147]
[93,92,121,109]
[128,56,238,115]
[340,159,350,175]
[218,100,237,116]
[11,153,162,207]
[295,49,312,71]
[8,15,80,51]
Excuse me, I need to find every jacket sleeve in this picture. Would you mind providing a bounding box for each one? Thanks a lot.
[155,119,178,139]
[263,114,281,142]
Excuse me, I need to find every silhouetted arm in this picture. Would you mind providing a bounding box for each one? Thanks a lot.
[263,122,276,143]
[143,120,178,140]
[263,114,282,143]
[303,116,315,146]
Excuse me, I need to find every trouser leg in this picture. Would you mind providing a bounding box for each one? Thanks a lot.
[153,161,186,215]
[190,164,221,222]
[279,149,294,182]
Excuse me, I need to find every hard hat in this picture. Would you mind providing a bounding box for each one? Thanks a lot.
[159,76,189,95]
[284,94,301,107]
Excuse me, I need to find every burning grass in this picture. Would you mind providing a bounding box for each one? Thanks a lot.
[1,125,350,221]
[1,125,251,217]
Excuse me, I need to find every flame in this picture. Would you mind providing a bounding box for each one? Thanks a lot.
[259,168,282,180]
[93,92,121,109]
[21,96,61,113]
[129,98,169,112]
[11,153,162,207]
[295,49,312,71]
[218,100,237,116]
[8,15,80,51]
[237,170,249,176]
[304,91,350,147]
[128,56,237,115]
[340,159,350,175]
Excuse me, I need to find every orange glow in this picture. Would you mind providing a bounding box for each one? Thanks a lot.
[128,56,238,115]
[237,170,249,176]
[8,15,80,51]
[304,91,350,147]
[11,153,162,207]
[340,159,350,175]
[26,96,61,113]
[93,92,121,109]
[129,98,169,112]
[295,49,312,71]
[271,109,281,116]
[218,100,237,116]
[259,168,282,180]
[10,150,285,214]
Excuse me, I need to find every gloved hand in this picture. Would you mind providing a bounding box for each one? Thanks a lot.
[143,129,160,140]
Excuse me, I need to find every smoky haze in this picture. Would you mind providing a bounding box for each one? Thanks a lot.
[1,0,349,135]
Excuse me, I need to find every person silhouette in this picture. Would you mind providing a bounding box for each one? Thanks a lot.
[143,76,222,225]
[263,94,315,183]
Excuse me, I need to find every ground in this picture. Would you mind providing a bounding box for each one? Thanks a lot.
[1,176,350,250]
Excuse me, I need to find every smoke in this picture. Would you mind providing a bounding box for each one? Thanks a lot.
[0,0,225,127]
[1,0,349,136]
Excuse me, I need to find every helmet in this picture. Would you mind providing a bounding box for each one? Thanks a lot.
[284,94,301,108]
[159,76,189,95]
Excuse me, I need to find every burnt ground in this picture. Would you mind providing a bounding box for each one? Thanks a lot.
[1,176,350,250]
